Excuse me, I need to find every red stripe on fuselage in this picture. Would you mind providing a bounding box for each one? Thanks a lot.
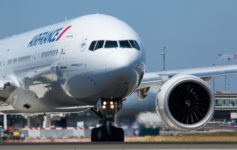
[56,25,72,41]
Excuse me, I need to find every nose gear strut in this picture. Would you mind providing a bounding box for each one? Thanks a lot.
[91,98,124,142]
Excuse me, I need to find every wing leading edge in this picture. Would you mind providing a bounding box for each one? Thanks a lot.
[139,65,237,89]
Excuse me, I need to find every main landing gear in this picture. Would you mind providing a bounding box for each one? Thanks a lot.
[91,99,124,142]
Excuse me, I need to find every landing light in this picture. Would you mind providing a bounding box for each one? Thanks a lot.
[111,105,114,109]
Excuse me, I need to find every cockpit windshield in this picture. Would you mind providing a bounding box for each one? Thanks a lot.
[129,40,140,50]
[94,40,104,50]
[89,40,140,51]
[105,41,118,48]
[89,41,97,50]
[119,40,131,48]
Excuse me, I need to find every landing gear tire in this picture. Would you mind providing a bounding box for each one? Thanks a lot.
[91,127,106,142]
[91,126,124,142]
[110,126,124,142]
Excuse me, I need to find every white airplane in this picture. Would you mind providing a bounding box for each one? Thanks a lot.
[1,14,237,141]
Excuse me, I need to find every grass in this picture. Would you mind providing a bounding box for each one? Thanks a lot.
[125,131,237,142]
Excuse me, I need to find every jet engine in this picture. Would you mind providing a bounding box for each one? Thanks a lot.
[156,74,214,130]
[0,81,16,103]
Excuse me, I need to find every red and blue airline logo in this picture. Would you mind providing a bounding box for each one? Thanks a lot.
[27,25,72,48]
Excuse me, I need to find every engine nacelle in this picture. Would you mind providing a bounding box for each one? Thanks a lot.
[6,88,51,113]
[156,74,215,130]
[0,81,16,103]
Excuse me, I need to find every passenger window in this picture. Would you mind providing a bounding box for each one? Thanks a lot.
[129,40,140,50]
[8,59,12,65]
[13,58,17,64]
[89,41,97,51]
[105,41,118,48]
[95,40,104,50]
[119,40,131,48]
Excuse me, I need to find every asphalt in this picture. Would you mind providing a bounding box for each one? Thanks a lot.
[0,142,237,150]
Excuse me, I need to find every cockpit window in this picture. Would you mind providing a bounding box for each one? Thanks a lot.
[129,40,140,50]
[88,40,140,51]
[105,41,118,48]
[89,41,97,51]
[94,40,104,50]
[119,40,132,48]
[134,41,140,50]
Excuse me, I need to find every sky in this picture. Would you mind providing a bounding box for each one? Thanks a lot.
[0,0,237,91]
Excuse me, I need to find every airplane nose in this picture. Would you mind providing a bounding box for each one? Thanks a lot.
[106,49,142,72]
[103,49,145,97]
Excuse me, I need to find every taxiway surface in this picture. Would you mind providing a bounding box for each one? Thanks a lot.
[0,142,237,150]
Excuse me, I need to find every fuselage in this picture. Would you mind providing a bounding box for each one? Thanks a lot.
[0,14,145,111]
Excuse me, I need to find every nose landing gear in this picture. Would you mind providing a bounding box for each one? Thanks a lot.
[91,99,124,142]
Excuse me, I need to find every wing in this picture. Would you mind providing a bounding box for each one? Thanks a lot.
[139,65,237,89]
